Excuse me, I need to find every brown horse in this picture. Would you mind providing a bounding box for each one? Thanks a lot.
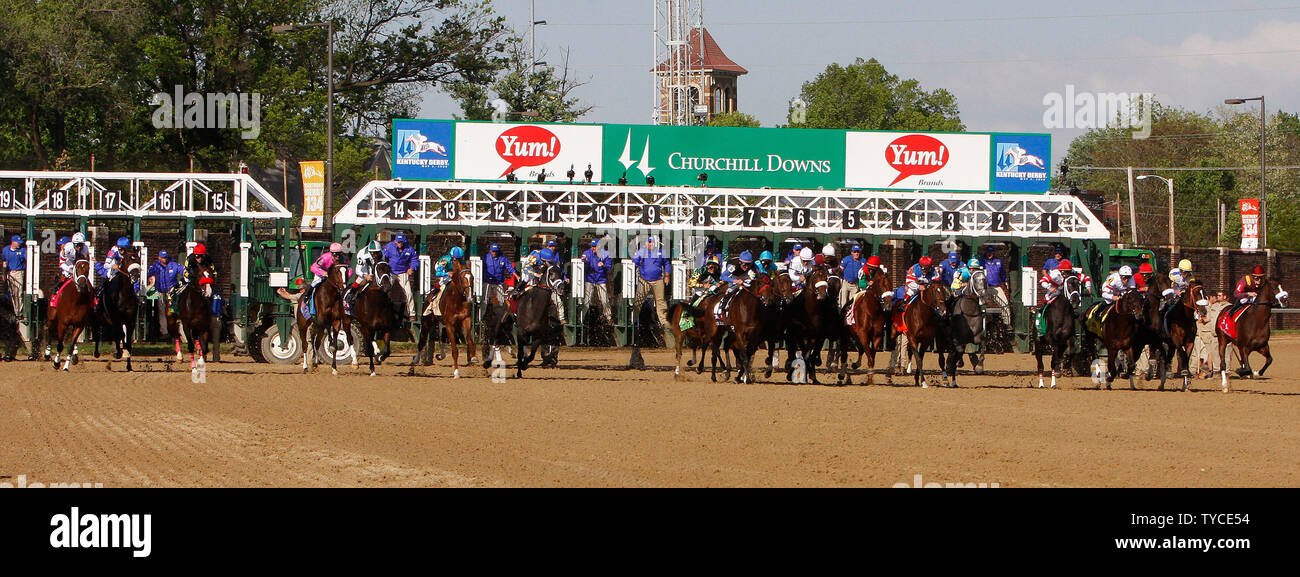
[1165,282,1208,391]
[351,261,402,376]
[783,267,838,384]
[420,260,477,378]
[902,281,950,388]
[43,259,94,371]
[715,286,766,384]
[294,263,350,375]
[838,266,893,386]
[1098,289,1147,390]
[166,260,216,375]
[1216,278,1288,392]
[668,290,726,381]
[92,261,141,371]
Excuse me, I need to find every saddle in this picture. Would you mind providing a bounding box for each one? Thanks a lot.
[1083,302,1111,335]
[1217,304,1252,339]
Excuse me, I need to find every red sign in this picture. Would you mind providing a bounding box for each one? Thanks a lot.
[884,134,949,186]
[495,125,561,177]
[1240,198,1259,251]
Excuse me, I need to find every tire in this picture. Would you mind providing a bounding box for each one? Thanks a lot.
[315,327,356,365]
[257,324,302,365]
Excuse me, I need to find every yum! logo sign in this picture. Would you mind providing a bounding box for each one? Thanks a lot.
[845,132,990,191]
[455,122,603,182]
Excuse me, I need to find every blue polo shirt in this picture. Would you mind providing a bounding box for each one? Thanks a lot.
[149,259,185,291]
[841,255,866,283]
[2,245,25,271]
[482,253,515,285]
[632,247,669,282]
[981,257,1006,286]
[383,241,420,274]
[582,248,612,284]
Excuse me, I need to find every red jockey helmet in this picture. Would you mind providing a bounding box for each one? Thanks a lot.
[919,256,933,267]
[1057,259,1073,270]
[1138,262,1154,274]
[192,244,207,255]
[1252,265,1265,275]
[866,255,881,268]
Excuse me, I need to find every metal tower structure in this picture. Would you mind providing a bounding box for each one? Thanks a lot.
[653,0,704,125]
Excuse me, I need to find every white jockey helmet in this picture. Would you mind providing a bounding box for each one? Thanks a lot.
[72,232,85,244]
[1119,265,1133,276]
[799,247,814,261]
[822,244,836,257]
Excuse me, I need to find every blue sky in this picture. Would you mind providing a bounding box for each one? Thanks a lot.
[418,0,1300,165]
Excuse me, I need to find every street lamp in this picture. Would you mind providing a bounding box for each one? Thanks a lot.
[1136,174,1175,246]
[530,1,547,75]
[274,21,335,230]
[1225,96,1266,247]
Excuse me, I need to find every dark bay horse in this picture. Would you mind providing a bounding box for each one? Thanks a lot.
[93,262,141,371]
[352,262,402,376]
[940,272,987,386]
[838,266,893,386]
[44,259,94,371]
[715,286,766,384]
[1096,290,1147,390]
[902,282,950,388]
[1165,282,1208,391]
[479,282,515,371]
[783,268,838,384]
[294,263,350,375]
[1034,274,1080,389]
[668,291,726,381]
[423,260,477,378]
[512,264,566,377]
[762,272,793,378]
[1216,278,1288,392]
[167,261,217,375]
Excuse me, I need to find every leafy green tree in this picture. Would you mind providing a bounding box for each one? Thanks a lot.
[787,57,962,131]
[448,37,591,123]
[707,112,759,128]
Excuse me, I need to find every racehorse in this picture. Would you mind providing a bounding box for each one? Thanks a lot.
[837,265,893,386]
[901,281,950,388]
[479,281,516,371]
[93,260,141,371]
[512,263,566,377]
[417,260,477,378]
[43,259,94,371]
[166,260,217,374]
[1034,274,1081,389]
[1164,282,1208,391]
[293,263,350,375]
[940,272,987,387]
[1216,277,1288,392]
[351,261,402,376]
[762,272,794,379]
[782,267,838,384]
[1093,289,1147,390]
[668,291,726,381]
[714,285,766,384]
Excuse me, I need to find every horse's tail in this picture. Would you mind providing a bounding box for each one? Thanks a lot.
[675,300,704,319]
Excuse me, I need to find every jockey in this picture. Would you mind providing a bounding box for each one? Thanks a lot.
[1135,262,1155,291]
[689,260,725,304]
[432,246,465,295]
[821,243,839,270]
[905,256,941,300]
[1039,259,1083,304]
[1233,265,1266,305]
[788,247,815,290]
[343,241,382,314]
[718,251,756,316]
[184,243,216,285]
[58,233,87,280]
[306,242,345,302]
[1101,265,1136,305]
[951,258,982,293]
[1167,259,1196,298]
[100,237,130,281]
[755,250,777,276]
[520,249,544,287]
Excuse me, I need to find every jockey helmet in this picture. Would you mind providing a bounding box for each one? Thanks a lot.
[490,243,501,253]
[1119,265,1133,276]
[1138,262,1154,274]
[450,246,464,259]
[705,260,720,270]
[967,258,982,269]
[116,237,130,248]
[329,242,343,253]
[1178,259,1193,272]
[1057,259,1073,270]
[1252,265,1265,275]
[759,250,774,261]
[59,236,70,245]
[822,244,837,257]
[919,256,933,267]
[739,251,754,263]
[866,255,881,268]
[814,254,826,266]
[193,243,207,255]
[799,247,813,261]
[72,232,85,244]
[538,248,555,262]
[948,251,960,262]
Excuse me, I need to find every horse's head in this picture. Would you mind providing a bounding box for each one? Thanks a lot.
[809,269,834,301]
[1184,283,1209,317]
[1063,274,1082,308]
[924,282,950,317]
[544,264,564,290]
[74,259,92,292]
[375,261,393,288]
[1261,278,1289,308]
[329,263,349,287]
[1118,289,1145,321]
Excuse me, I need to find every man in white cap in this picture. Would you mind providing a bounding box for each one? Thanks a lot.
[788,246,815,291]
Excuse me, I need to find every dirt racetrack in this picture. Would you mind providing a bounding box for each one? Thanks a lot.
[1,335,1297,488]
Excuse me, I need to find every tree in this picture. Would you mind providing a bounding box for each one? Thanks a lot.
[447,37,591,123]
[787,57,962,131]
[707,112,759,128]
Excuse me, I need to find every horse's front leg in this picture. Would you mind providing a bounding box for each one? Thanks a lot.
[448,322,461,379]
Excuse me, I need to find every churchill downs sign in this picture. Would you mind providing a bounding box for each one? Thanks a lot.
[391,119,1050,193]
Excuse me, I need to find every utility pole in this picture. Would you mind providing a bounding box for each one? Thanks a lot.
[1126,167,1137,245]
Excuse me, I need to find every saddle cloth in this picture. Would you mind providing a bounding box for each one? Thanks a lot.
[844,291,869,326]
[1216,304,1252,339]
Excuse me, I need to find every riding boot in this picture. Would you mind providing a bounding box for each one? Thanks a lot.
[342,287,355,315]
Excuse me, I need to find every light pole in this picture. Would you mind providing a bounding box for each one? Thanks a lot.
[530,1,547,75]
[274,21,335,230]
[1225,96,1266,247]
[1136,174,1175,246]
